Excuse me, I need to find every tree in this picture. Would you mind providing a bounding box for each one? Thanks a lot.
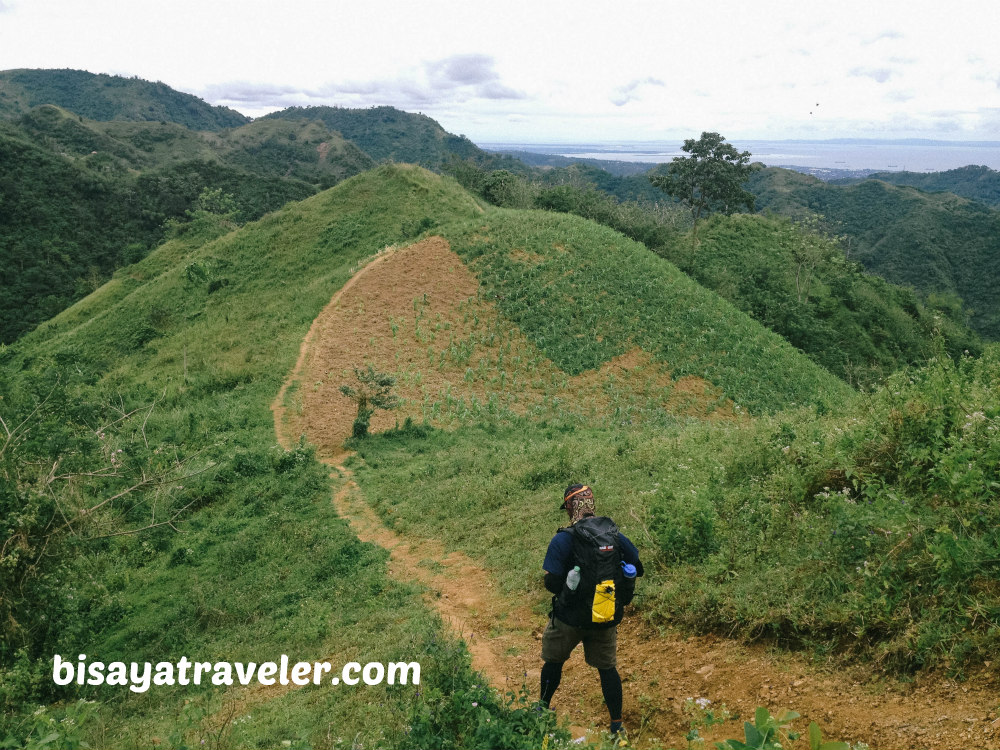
[339,365,400,438]
[649,132,757,239]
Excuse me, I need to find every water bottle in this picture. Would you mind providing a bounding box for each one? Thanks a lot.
[621,561,637,579]
[566,566,581,591]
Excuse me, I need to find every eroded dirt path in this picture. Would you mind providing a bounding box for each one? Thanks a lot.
[271,238,1000,750]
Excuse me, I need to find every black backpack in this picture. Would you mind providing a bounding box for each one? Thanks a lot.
[554,516,633,629]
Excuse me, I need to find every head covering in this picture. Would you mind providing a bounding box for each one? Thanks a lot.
[561,484,595,524]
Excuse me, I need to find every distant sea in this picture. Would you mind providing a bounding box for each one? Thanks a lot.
[479,139,1000,174]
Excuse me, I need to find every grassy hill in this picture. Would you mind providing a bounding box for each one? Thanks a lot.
[748,167,1000,341]
[452,162,981,386]
[2,164,998,748]
[0,165,486,747]
[665,213,981,385]
[13,102,374,181]
[0,121,164,342]
[0,68,249,129]
[1,73,520,345]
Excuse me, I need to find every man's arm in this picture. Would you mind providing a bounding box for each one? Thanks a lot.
[543,572,563,595]
[542,532,571,594]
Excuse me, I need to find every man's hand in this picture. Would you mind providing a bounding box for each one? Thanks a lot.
[543,571,563,595]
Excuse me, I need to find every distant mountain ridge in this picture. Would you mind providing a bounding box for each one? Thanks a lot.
[263,105,485,166]
[0,68,249,130]
[748,167,1000,340]
[834,164,1000,206]
[0,103,372,343]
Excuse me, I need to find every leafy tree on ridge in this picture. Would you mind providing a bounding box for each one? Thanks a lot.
[649,131,757,239]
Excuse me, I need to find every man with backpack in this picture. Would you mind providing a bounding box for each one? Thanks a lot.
[540,483,644,739]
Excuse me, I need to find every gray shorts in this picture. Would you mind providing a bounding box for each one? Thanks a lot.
[541,616,617,670]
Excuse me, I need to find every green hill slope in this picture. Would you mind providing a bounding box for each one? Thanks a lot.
[438,211,851,414]
[837,164,1000,207]
[264,105,485,166]
[0,123,163,342]
[13,102,374,181]
[0,108,377,343]
[1,165,490,746]
[664,213,980,384]
[456,161,981,385]
[0,68,249,129]
[748,167,1000,340]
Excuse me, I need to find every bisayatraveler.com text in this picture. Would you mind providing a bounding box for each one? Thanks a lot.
[53,654,420,693]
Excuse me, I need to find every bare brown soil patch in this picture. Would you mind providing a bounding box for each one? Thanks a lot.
[267,238,1000,749]
[273,236,730,457]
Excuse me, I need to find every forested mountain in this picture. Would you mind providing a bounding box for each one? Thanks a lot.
[0,104,374,342]
[748,167,1000,340]
[835,164,1000,206]
[263,105,485,166]
[0,68,249,130]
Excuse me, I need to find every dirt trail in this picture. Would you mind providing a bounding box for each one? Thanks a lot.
[271,238,1000,750]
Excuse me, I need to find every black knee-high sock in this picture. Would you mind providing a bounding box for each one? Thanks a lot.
[540,661,563,707]
[598,667,623,729]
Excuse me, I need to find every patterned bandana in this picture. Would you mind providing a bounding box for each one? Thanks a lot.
[562,484,596,524]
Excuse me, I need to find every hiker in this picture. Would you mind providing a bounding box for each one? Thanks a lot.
[540,483,643,739]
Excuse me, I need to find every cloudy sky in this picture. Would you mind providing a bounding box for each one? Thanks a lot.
[2,0,999,143]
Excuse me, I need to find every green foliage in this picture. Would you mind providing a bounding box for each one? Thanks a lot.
[1,699,97,749]
[534,182,689,249]
[0,69,248,130]
[4,150,997,749]
[649,132,758,236]
[655,345,1000,672]
[844,165,1000,207]
[351,340,999,673]
[444,156,983,389]
[715,707,802,750]
[0,126,165,343]
[482,169,537,208]
[135,159,318,225]
[403,637,570,750]
[1,165,487,744]
[0,375,202,669]
[710,708,854,750]
[807,721,852,750]
[0,108,378,343]
[749,167,1000,340]
[661,213,981,386]
[340,365,401,438]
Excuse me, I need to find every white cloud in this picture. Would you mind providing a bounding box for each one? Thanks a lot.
[849,67,895,84]
[863,29,903,45]
[2,0,1000,141]
[610,78,665,107]
[203,54,525,117]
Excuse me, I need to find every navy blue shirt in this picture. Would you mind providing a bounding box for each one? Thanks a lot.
[543,519,641,576]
